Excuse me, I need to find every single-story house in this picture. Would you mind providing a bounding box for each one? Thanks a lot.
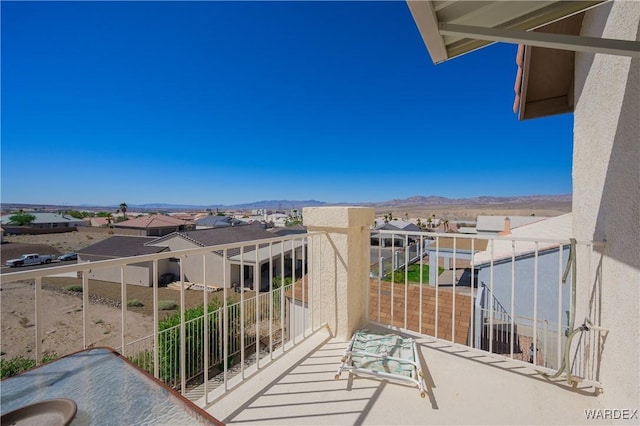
[76,224,303,290]
[113,214,194,237]
[195,215,244,229]
[471,213,573,368]
[370,222,419,247]
[77,236,170,287]
[146,224,306,291]
[0,212,85,230]
[425,237,489,285]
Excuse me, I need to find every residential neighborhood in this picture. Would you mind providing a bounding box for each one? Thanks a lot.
[1,0,637,423]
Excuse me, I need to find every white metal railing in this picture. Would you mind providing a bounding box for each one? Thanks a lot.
[1,232,324,404]
[369,229,606,388]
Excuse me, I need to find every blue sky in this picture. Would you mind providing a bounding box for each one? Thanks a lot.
[1,1,573,206]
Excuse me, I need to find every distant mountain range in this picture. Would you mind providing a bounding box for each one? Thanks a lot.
[2,194,571,212]
[125,194,572,210]
[372,194,572,208]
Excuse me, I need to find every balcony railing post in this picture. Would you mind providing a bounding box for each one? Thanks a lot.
[240,246,245,380]
[153,259,159,380]
[202,253,209,405]
[302,237,307,338]
[82,271,89,349]
[121,265,127,357]
[391,234,395,325]
[404,234,409,330]
[280,241,285,350]
[268,243,274,360]
[255,243,260,368]
[34,277,42,364]
[179,256,186,395]
[222,249,228,392]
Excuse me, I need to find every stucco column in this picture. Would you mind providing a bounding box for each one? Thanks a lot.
[303,206,375,339]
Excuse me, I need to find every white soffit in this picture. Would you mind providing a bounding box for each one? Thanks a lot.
[407,0,639,63]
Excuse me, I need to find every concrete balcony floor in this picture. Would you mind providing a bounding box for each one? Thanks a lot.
[205,325,605,425]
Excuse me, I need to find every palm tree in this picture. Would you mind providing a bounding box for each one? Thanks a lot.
[120,202,128,219]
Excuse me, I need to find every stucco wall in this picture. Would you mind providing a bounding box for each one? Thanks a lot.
[152,237,228,287]
[476,248,571,370]
[81,260,157,287]
[477,247,571,331]
[573,1,640,407]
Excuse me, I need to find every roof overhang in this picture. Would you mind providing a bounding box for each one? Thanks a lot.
[513,12,584,120]
[407,1,639,64]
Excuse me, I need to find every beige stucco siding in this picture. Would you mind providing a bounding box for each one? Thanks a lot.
[150,237,228,287]
[573,1,640,408]
[81,260,162,287]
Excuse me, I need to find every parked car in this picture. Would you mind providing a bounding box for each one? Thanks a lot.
[6,254,56,267]
[58,253,78,261]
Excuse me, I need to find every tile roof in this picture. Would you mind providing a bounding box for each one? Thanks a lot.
[196,216,243,228]
[151,224,276,248]
[78,236,167,258]
[374,223,401,231]
[269,225,307,236]
[114,214,190,229]
[387,220,421,232]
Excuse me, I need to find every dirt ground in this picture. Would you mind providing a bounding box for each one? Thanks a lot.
[0,280,154,359]
[0,231,238,360]
[0,275,234,360]
[1,231,112,263]
[376,201,571,221]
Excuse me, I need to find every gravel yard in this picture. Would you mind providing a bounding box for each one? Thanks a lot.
[1,230,236,360]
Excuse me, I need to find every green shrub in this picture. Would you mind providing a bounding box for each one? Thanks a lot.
[63,285,83,292]
[157,300,223,383]
[127,299,144,307]
[1,356,35,378]
[41,352,58,364]
[385,264,445,284]
[272,276,292,289]
[158,300,178,311]
[129,350,153,373]
[1,352,58,379]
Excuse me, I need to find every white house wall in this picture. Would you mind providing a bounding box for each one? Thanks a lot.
[82,261,158,287]
[476,247,571,370]
[150,237,228,287]
[573,1,640,407]
[477,247,571,329]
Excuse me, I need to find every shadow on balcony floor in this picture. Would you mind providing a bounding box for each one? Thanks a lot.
[205,326,604,425]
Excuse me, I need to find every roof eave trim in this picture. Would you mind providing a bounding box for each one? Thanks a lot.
[439,23,640,57]
[407,0,448,64]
